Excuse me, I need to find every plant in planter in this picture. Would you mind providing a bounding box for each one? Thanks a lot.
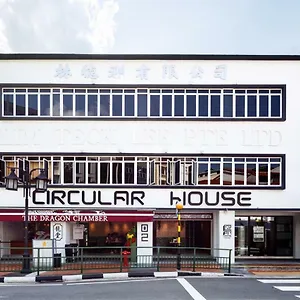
[125,226,137,263]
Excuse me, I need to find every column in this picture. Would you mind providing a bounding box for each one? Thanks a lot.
[213,211,235,264]
[293,216,300,258]
[136,222,153,265]
[50,222,76,263]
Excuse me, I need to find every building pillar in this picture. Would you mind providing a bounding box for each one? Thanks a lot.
[50,222,76,263]
[136,221,153,265]
[293,215,300,258]
[213,211,235,264]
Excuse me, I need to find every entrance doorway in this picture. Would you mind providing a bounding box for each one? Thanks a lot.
[185,221,211,248]
[235,216,293,256]
[154,220,211,251]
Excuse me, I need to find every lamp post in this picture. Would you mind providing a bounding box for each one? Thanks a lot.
[5,165,49,274]
[176,201,183,270]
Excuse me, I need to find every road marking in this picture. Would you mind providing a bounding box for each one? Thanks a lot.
[274,286,300,291]
[0,283,63,287]
[177,278,207,300]
[295,296,300,298]
[67,277,176,286]
[259,280,300,284]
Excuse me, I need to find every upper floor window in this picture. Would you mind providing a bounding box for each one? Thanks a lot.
[0,155,284,188]
[1,86,285,120]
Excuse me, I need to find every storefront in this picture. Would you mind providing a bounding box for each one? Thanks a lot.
[235,215,293,257]
[1,53,300,263]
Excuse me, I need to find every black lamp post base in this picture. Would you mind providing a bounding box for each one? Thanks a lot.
[20,254,31,274]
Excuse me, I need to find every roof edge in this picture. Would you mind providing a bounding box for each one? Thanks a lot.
[0,53,300,61]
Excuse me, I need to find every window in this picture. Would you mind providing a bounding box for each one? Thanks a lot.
[236,95,245,117]
[210,159,220,185]
[63,94,73,116]
[40,94,50,116]
[259,95,268,117]
[28,94,38,116]
[88,94,98,116]
[0,155,283,188]
[16,94,25,115]
[4,94,13,115]
[174,95,184,116]
[112,95,122,116]
[246,159,256,185]
[88,161,98,183]
[100,94,110,116]
[211,95,220,117]
[247,95,257,117]
[224,95,233,117]
[150,95,160,117]
[162,95,172,116]
[186,95,196,117]
[234,159,245,185]
[198,95,208,116]
[2,87,284,119]
[125,95,134,116]
[76,162,86,183]
[271,95,281,117]
[53,93,60,116]
[138,94,147,117]
[75,94,85,116]
[63,162,73,183]
[223,159,233,185]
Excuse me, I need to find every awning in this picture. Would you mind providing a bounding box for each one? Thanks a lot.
[0,209,154,222]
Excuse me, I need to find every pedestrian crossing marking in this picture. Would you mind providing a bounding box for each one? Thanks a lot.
[274,286,300,291]
[258,279,300,284]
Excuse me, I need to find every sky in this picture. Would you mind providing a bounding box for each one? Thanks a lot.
[0,0,299,54]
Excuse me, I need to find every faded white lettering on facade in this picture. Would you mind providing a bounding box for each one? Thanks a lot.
[136,65,150,80]
[108,65,124,79]
[242,130,282,147]
[184,129,229,146]
[162,64,178,79]
[214,64,227,80]
[81,64,99,79]
[54,64,72,79]
[190,65,204,79]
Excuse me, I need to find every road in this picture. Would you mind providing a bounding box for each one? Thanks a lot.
[0,277,299,299]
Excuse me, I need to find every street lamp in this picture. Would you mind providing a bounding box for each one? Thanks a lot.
[176,201,183,270]
[5,165,49,273]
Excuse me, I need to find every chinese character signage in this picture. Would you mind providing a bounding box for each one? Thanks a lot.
[223,224,232,239]
[53,223,63,241]
[52,61,229,83]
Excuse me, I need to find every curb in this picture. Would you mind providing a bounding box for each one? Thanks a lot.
[177,271,243,277]
[0,271,242,283]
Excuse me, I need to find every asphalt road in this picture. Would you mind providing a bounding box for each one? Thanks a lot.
[0,277,299,300]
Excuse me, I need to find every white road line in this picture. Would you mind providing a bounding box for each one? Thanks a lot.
[67,277,176,286]
[258,279,300,284]
[274,286,300,291]
[0,283,63,287]
[295,296,300,298]
[177,278,207,300]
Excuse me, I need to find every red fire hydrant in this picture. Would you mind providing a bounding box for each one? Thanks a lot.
[122,250,131,267]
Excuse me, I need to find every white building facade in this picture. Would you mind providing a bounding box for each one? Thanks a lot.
[0,54,297,262]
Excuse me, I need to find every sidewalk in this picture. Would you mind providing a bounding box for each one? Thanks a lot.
[232,259,300,276]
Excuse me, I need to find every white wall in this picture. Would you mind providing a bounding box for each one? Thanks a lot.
[136,222,153,265]
[213,211,235,263]
[0,121,284,154]
[0,59,298,85]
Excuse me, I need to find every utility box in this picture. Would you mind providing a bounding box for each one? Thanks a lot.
[32,239,54,269]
